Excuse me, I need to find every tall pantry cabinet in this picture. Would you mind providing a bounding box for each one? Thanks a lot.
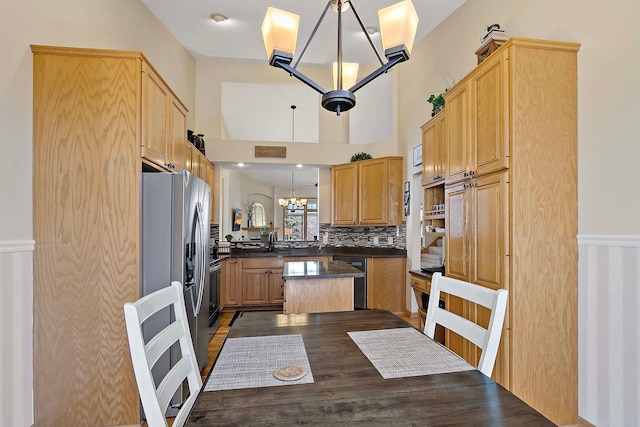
[442,38,580,425]
[31,46,189,426]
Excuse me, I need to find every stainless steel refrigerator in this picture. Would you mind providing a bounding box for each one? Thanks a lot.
[140,170,210,417]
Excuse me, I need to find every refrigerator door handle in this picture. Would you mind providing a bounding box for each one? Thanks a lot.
[193,202,206,316]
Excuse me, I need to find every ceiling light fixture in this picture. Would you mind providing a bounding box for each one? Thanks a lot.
[209,13,228,23]
[279,171,307,211]
[261,0,418,116]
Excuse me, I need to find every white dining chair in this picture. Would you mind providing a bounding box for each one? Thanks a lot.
[424,273,508,377]
[124,281,202,427]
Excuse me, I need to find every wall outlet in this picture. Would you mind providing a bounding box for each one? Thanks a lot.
[323,232,328,244]
[387,236,393,245]
[373,236,379,245]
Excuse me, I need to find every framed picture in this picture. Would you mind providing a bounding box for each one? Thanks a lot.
[412,144,422,166]
[232,208,242,231]
[403,181,410,216]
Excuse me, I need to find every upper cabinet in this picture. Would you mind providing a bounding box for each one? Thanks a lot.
[421,110,446,187]
[331,156,403,226]
[169,97,188,172]
[141,62,189,172]
[444,50,509,184]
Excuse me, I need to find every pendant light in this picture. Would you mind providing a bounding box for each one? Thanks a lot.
[279,171,307,211]
[261,0,418,116]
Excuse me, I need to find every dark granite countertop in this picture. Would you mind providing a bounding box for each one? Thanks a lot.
[227,247,407,259]
[283,260,366,280]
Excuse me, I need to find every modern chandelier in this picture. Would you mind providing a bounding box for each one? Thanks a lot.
[279,171,307,211]
[261,0,418,115]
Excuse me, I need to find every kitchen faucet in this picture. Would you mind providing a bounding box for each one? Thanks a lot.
[268,231,276,252]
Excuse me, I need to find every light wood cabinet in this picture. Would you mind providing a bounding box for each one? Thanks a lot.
[184,142,193,173]
[141,61,170,168]
[269,268,285,303]
[169,97,188,172]
[191,145,202,178]
[421,110,445,187]
[330,162,358,225]
[331,156,403,226]
[444,50,509,185]
[240,258,286,306]
[31,45,191,426]
[206,161,215,224]
[222,258,241,307]
[367,257,406,313]
[141,62,188,172]
[441,38,579,425]
[241,269,270,305]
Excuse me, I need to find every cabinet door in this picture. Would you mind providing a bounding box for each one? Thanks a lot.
[191,148,201,178]
[331,163,358,225]
[470,171,508,290]
[359,159,388,224]
[223,259,241,306]
[169,97,187,172]
[366,257,406,312]
[435,112,446,183]
[269,268,285,303]
[421,117,437,186]
[241,269,269,304]
[445,182,471,282]
[141,62,169,168]
[422,112,446,186]
[206,162,215,224]
[471,51,509,177]
[184,143,193,173]
[444,81,470,184]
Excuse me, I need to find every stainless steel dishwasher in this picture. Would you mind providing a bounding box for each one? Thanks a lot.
[333,256,367,309]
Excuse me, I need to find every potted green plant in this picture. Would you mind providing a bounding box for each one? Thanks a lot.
[427,91,446,117]
[350,152,373,162]
[224,234,233,242]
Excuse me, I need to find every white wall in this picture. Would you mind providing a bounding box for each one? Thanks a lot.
[578,236,640,427]
[0,1,196,425]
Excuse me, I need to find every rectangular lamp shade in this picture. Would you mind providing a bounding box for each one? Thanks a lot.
[333,62,359,90]
[261,7,300,60]
[378,0,419,56]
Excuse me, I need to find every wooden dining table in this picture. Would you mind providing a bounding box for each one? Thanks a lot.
[186,309,554,426]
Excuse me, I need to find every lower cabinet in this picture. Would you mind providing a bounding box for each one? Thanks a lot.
[367,257,406,313]
[222,258,241,308]
[240,258,286,306]
[269,268,285,303]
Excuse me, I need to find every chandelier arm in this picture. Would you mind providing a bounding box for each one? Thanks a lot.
[277,61,327,94]
[347,1,385,66]
[348,55,403,93]
[293,1,333,69]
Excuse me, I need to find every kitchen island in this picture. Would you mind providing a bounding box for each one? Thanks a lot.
[282,260,365,314]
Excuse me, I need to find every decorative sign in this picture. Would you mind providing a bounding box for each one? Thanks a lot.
[255,146,286,158]
[412,144,422,166]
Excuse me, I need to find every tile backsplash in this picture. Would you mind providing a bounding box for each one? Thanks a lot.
[211,223,406,250]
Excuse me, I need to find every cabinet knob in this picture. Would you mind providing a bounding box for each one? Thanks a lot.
[470,170,475,176]
[464,172,469,177]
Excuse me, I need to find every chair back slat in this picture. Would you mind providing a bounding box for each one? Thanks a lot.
[424,273,508,377]
[124,281,203,427]
[431,307,489,349]
[156,357,194,416]
[145,321,185,369]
